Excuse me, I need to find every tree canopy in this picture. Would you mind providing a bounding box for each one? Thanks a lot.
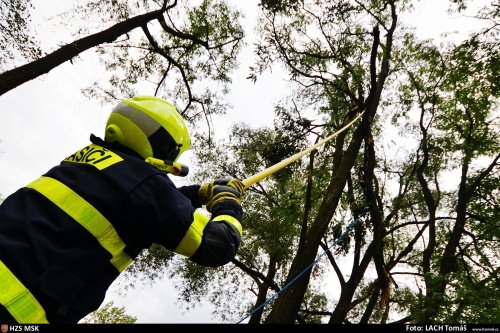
[0,0,41,71]
[1,0,498,324]
[82,301,137,323]
[0,0,243,135]
[162,0,498,323]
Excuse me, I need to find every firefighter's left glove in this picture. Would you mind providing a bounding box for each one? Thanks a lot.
[198,181,214,205]
[206,185,242,212]
[198,178,245,205]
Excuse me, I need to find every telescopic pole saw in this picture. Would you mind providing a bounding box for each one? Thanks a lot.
[242,111,364,188]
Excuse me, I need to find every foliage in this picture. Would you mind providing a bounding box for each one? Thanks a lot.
[77,0,244,127]
[3,0,498,324]
[0,0,244,138]
[150,0,499,324]
[81,301,137,323]
[0,0,41,70]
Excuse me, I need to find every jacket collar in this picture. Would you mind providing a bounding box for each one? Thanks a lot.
[89,134,144,160]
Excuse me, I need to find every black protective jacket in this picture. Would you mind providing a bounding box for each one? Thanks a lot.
[0,135,242,323]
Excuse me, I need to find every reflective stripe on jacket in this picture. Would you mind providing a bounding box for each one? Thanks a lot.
[0,135,242,323]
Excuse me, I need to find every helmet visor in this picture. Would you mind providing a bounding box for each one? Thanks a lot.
[149,127,181,161]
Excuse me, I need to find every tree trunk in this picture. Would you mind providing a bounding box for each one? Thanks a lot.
[262,2,397,323]
[418,171,469,323]
[359,285,381,323]
[264,115,370,323]
[329,242,375,323]
[362,130,389,300]
[419,152,500,322]
[249,257,278,324]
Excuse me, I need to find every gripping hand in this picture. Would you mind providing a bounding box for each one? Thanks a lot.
[206,185,242,212]
[198,177,245,205]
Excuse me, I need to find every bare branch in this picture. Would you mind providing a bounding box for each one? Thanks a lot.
[157,13,209,48]
[154,61,172,96]
[141,23,193,114]
[231,257,280,292]
[320,241,346,287]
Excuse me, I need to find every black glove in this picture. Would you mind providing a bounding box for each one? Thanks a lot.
[198,178,245,205]
[206,184,243,212]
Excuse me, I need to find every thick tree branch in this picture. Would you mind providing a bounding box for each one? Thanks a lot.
[157,14,209,48]
[468,153,500,195]
[320,241,346,287]
[298,136,320,252]
[231,257,280,292]
[359,284,381,323]
[0,8,167,96]
[384,217,452,235]
[249,257,278,324]
[386,221,430,271]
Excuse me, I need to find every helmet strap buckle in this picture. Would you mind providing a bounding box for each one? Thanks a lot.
[145,157,189,177]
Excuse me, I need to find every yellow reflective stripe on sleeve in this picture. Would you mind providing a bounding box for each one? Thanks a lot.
[212,214,243,236]
[174,209,210,257]
[0,259,49,323]
[26,176,133,272]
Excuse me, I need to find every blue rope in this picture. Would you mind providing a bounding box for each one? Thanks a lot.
[236,208,369,324]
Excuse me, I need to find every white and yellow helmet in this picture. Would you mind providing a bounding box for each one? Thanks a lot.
[105,96,191,161]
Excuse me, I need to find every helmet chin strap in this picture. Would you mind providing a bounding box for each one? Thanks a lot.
[145,157,189,177]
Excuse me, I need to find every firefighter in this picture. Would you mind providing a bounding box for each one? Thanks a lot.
[0,96,244,323]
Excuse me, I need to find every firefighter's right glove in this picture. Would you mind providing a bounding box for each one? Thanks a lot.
[198,178,245,205]
[205,185,243,212]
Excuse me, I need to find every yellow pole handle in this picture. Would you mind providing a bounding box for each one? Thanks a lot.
[242,111,364,188]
